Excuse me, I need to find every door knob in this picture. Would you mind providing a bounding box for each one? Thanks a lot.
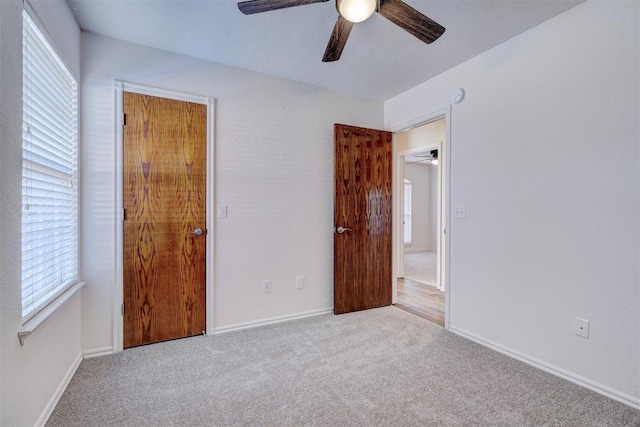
[191,228,204,237]
[336,226,352,234]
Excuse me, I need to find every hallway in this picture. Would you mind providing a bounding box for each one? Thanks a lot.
[395,277,444,327]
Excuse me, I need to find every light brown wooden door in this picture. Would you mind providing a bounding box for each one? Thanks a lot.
[334,123,393,314]
[123,92,207,348]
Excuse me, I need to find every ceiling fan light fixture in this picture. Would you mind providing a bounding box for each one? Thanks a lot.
[336,0,376,23]
[430,149,438,165]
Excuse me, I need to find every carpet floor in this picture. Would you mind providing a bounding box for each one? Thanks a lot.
[47,307,640,426]
[404,251,437,286]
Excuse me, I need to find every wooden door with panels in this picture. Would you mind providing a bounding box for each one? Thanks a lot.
[123,92,207,348]
[334,123,393,314]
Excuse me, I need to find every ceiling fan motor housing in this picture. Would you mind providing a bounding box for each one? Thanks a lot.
[336,0,377,23]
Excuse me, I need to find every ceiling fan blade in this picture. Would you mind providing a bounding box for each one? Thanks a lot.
[379,0,445,44]
[238,0,329,15]
[322,16,353,62]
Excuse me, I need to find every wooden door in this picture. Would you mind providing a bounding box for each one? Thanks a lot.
[123,92,207,348]
[334,123,393,314]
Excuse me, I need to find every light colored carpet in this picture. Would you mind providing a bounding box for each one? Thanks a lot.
[47,307,640,426]
[404,250,437,286]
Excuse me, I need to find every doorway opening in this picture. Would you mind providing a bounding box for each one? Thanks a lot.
[393,117,447,327]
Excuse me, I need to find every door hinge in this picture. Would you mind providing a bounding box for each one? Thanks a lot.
[121,303,124,316]
[121,208,126,221]
[122,113,127,126]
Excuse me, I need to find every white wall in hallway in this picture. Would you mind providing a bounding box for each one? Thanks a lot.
[404,163,431,253]
[396,119,445,153]
[80,33,384,352]
[429,165,438,252]
[386,0,639,404]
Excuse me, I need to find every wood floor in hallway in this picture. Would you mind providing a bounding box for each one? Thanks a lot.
[395,278,445,327]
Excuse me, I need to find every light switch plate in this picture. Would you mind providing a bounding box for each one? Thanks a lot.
[262,280,271,293]
[454,206,466,219]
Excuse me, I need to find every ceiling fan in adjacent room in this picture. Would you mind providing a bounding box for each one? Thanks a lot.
[406,149,438,165]
[237,0,446,62]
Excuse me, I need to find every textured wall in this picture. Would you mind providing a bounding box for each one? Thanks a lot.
[0,0,82,425]
[80,33,384,352]
[386,0,640,405]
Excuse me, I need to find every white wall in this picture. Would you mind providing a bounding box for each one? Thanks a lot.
[80,33,384,351]
[386,0,639,405]
[429,164,438,251]
[396,119,445,152]
[0,0,82,425]
[404,163,431,252]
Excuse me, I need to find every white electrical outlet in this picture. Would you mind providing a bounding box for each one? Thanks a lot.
[262,280,271,293]
[454,206,466,219]
[218,205,228,218]
[296,276,304,289]
[574,317,590,338]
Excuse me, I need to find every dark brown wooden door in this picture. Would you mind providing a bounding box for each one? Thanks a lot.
[334,123,393,315]
[123,92,207,348]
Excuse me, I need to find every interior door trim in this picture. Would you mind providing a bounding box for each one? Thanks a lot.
[113,81,216,352]
[390,106,451,329]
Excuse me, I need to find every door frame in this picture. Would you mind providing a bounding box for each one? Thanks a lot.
[391,106,451,328]
[113,81,216,352]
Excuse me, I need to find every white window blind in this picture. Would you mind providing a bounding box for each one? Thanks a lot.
[21,10,78,320]
[403,179,412,245]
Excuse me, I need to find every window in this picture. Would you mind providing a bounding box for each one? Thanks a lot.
[21,10,78,320]
[403,179,412,245]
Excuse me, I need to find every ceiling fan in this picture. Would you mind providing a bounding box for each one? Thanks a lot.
[237,0,446,62]
[407,149,438,165]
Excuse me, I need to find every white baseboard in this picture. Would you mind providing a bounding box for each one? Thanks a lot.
[35,352,83,427]
[83,346,114,359]
[449,326,640,411]
[35,346,115,425]
[213,307,333,334]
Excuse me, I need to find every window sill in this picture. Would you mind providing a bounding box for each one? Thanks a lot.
[18,281,84,347]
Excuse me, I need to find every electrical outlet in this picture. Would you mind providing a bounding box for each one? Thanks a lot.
[296,276,304,289]
[454,206,466,219]
[218,205,228,218]
[262,280,271,293]
[574,317,590,338]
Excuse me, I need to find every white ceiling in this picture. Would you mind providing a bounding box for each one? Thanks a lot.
[68,0,583,101]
